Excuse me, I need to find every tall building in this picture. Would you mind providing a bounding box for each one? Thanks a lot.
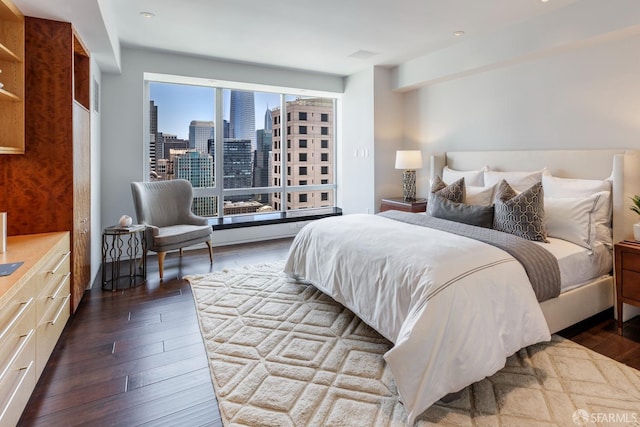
[189,120,215,153]
[229,90,255,151]
[214,139,253,202]
[149,100,159,173]
[175,150,216,216]
[254,129,272,203]
[264,107,273,132]
[272,98,334,211]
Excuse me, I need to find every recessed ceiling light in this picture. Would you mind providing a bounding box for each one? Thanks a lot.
[140,11,155,18]
[541,0,550,2]
[453,31,465,37]
[347,50,378,60]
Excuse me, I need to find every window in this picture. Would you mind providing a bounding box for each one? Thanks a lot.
[149,82,337,217]
[299,194,307,203]
[287,193,291,202]
[321,127,328,135]
[321,192,328,201]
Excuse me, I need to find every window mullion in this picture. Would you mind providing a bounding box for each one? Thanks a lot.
[215,88,224,217]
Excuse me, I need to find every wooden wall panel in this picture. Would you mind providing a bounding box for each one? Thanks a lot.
[0,17,90,313]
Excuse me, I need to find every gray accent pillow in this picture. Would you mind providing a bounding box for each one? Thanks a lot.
[429,194,494,228]
[428,176,465,214]
[493,180,548,242]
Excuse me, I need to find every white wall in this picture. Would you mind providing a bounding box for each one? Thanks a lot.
[338,66,406,214]
[403,33,640,198]
[373,67,405,205]
[101,47,344,246]
[339,68,375,214]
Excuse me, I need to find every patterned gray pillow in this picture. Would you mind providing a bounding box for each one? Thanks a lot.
[493,180,548,242]
[428,176,465,214]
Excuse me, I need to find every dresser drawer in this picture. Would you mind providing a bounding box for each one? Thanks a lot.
[34,248,71,320]
[0,280,37,365]
[0,327,36,427]
[37,272,71,325]
[622,251,640,273]
[36,292,70,376]
[621,270,640,302]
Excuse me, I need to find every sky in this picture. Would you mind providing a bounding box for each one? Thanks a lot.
[150,82,281,140]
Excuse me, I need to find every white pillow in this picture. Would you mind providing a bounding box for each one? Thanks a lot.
[443,165,488,187]
[465,185,495,206]
[545,195,600,249]
[542,170,612,246]
[541,170,612,196]
[484,170,543,192]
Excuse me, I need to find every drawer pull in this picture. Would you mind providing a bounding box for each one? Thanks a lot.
[49,272,72,300]
[0,298,34,343]
[48,294,70,326]
[48,251,71,275]
[0,360,34,423]
[0,329,34,384]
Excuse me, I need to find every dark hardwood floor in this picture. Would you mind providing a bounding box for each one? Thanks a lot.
[18,237,640,426]
[19,238,292,427]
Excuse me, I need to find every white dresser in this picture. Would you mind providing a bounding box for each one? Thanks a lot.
[0,232,70,426]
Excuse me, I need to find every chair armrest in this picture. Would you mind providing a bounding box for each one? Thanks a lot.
[185,213,209,226]
[145,224,160,235]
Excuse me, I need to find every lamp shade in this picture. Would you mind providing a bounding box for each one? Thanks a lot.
[395,150,423,170]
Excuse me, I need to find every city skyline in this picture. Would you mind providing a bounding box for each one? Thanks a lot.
[150,82,280,139]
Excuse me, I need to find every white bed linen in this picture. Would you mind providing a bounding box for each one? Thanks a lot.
[284,214,551,423]
[535,238,612,292]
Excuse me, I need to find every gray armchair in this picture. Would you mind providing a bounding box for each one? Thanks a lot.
[131,179,213,280]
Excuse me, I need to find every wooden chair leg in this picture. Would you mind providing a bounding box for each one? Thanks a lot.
[158,252,166,280]
[206,240,213,264]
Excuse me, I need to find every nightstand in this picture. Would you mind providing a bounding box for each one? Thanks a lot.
[614,241,640,334]
[380,197,427,213]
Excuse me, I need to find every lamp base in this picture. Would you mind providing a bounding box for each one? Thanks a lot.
[402,170,416,201]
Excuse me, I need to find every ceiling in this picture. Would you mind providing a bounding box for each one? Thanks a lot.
[13,0,579,76]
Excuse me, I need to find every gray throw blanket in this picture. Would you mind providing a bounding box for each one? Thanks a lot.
[379,210,561,302]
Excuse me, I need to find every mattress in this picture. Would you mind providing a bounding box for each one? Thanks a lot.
[535,238,612,292]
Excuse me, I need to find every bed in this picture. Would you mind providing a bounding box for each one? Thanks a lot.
[284,149,640,423]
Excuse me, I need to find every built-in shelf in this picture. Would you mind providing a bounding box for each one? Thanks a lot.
[0,87,21,101]
[0,0,24,154]
[0,41,20,62]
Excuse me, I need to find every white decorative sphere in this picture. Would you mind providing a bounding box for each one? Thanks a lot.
[119,215,133,227]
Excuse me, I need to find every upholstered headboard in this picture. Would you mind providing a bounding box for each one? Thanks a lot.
[430,150,640,244]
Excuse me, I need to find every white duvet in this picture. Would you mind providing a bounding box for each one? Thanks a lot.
[284,214,551,423]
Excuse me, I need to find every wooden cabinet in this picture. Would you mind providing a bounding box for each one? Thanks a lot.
[614,241,640,334]
[380,197,427,213]
[0,0,24,154]
[0,232,70,427]
[0,17,91,313]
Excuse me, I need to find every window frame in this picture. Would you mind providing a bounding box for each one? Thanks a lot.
[144,73,339,219]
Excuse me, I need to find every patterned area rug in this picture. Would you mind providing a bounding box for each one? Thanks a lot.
[186,262,640,426]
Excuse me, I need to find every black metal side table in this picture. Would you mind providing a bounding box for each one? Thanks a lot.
[102,224,147,291]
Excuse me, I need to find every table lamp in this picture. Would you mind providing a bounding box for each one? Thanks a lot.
[395,150,423,201]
